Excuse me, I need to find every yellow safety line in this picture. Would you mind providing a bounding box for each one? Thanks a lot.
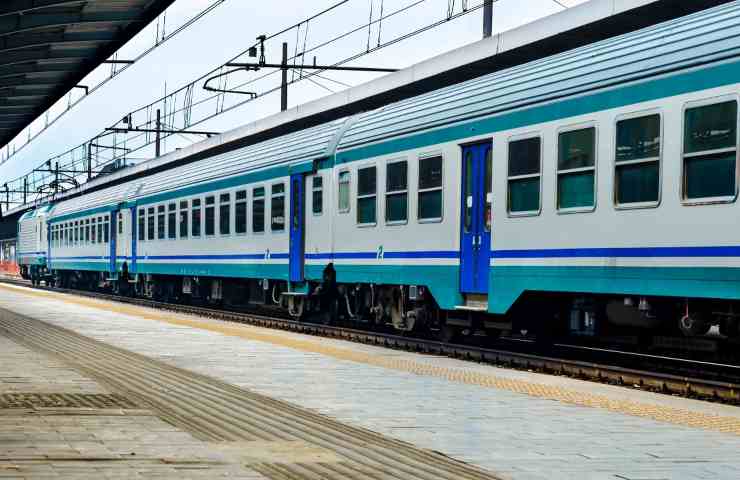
[2,283,740,435]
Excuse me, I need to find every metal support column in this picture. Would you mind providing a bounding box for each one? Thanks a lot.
[155,109,161,157]
[87,142,92,180]
[280,42,288,112]
[23,178,27,205]
[483,0,493,38]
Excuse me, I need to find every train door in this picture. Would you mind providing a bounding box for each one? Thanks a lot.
[115,210,130,264]
[109,209,118,274]
[459,142,493,294]
[289,173,306,282]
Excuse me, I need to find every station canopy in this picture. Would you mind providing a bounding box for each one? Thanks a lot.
[0,0,175,149]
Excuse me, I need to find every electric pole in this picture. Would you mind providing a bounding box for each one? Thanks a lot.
[483,0,493,38]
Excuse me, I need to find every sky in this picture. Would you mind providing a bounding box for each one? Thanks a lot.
[0,0,587,182]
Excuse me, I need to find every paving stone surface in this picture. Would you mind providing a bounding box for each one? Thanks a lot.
[0,318,266,479]
[2,284,740,480]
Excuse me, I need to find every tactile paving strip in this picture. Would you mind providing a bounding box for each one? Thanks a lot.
[0,392,140,409]
[4,284,740,436]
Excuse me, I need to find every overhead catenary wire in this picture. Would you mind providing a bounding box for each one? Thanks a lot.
[5,0,543,204]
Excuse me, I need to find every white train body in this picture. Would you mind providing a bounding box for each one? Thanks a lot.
[17,3,740,336]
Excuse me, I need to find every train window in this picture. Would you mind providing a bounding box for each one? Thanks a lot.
[615,114,661,206]
[74,221,79,245]
[557,127,596,210]
[138,210,145,241]
[103,215,109,243]
[418,156,443,221]
[235,190,247,234]
[386,160,407,223]
[484,148,493,232]
[507,137,541,215]
[683,100,738,201]
[253,187,265,233]
[192,199,202,237]
[85,219,90,244]
[168,203,176,239]
[147,207,155,241]
[205,196,215,236]
[118,212,123,235]
[338,171,350,213]
[219,193,231,235]
[91,218,97,244]
[157,205,166,239]
[97,217,103,245]
[271,183,285,232]
[312,176,323,215]
[357,166,377,225]
[179,201,188,239]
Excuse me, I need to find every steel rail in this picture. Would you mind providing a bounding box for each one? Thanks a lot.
[1,276,738,404]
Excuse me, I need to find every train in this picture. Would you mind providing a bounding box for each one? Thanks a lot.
[16,2,740,343]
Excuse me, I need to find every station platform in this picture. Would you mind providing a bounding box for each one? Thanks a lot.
[1,283,739,480]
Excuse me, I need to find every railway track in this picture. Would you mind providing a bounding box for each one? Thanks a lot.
[2,276,740,404]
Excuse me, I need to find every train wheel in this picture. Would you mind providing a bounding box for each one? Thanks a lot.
[719,318,739,338]
[678,314,711,336]
[437,324,458,344]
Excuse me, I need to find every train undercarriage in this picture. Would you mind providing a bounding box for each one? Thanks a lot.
[42,264,740,357]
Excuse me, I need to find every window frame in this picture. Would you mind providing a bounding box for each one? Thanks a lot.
[147,207,155,241]
[178,200,189,239]
[219,192,231,236]
[612,109,663,210]
[356,163,378,227]
[167,203,177,240]
[506,132,543,218]
[235,190,248,235]
[385,158,408,225]
[337,170,351,214]
[270,182,286,232]
[138,209,145,242]
[311,175,323,216]
[191,198,202,238]
[252,186,266,234]
[556,122,598,215]
[417,152,444,223]
[157,204,166,240]
[680,95,739,206]
[204,196,216,237]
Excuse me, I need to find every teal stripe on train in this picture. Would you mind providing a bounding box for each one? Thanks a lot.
[488,266,740,314]
[48,260,463,309]
[50,261,109,271]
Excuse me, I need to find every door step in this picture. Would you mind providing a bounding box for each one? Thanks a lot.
[454,294,488,312]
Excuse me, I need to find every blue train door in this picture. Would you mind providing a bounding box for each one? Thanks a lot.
[109,209,118,274]
[460,142,492,294]
[289,174,305,282]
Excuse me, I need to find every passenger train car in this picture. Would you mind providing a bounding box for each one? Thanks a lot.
[19,3,740,340]
[17,205,51,284]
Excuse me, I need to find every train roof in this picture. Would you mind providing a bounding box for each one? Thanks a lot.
[49,119,349,219]
[10,0,730,219]
[45,0,740,220]
[336,1,740,153]
[19,204,53,221]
